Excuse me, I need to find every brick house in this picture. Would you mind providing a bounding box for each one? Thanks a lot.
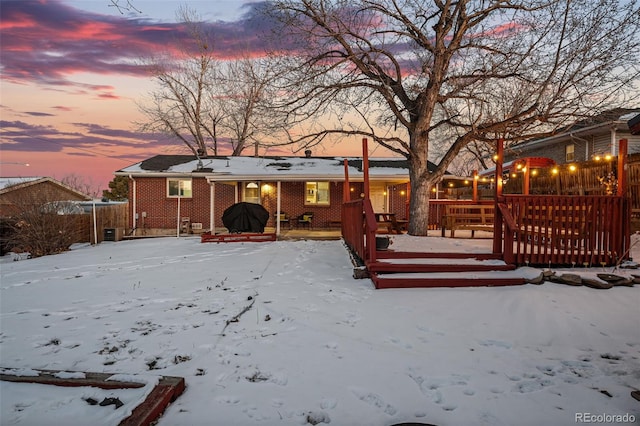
[0,177,91,218]
[115,155,451,236]
[505,108,640,164]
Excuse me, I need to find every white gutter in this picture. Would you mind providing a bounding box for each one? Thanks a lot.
[513,119,629,151]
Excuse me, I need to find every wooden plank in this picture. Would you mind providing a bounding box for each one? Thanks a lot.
[120,376,186,426]
[371,274,526,289]
[201,233,276,243]
[367,261,516,273]
[0,368,185,426]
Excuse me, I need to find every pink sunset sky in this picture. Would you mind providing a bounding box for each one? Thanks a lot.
[0,0,373,192]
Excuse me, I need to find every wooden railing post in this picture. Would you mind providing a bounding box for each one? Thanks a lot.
[343,159,350,203]
[493,139,504,255]
[362,138,370,201]
[618,139,631,263]
[472,170,478,202]
[617,139,627,197]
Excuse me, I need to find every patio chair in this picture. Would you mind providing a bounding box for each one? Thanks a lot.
[275,212,291,229]
[297,212,314,229]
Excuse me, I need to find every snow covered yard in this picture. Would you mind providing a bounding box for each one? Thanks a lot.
[1,234,639,426]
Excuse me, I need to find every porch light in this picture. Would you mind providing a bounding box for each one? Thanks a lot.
[569,164,577,172]
[604,154,612,161]
[552,168,559,175]
[432,187,437,192]
[448,182,454,187]
[594,155,602,161]
[262,184,272,192]
[531,169,538,176]
[400,190,406,195]
[464,179,470,185]
[246,182,258,189]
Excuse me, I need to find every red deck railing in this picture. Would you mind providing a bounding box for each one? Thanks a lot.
[342,198,378,265]
[498,195,631,267]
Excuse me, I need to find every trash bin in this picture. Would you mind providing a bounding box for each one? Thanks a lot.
[103,228,116,241]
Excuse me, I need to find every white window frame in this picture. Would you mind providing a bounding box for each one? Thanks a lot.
[565,144,575,162]
[243,182,260,204]
[305,181,330,206]
[167,178,192,198]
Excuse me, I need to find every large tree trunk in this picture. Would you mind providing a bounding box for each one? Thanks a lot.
[407,159,438,236]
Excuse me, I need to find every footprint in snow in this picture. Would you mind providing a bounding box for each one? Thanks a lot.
[478,339,512,349]
[350,387,397,415]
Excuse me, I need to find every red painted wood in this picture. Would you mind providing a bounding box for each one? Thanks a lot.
[502,195,627,266]
[0,369,185,426]
[200,232,276,243]
[120,377,186,426]
[367,261,516,273]
[370,273,525,289]
[375,251,503,260]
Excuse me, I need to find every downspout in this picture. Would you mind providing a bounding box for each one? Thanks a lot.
[129,174,137,236]
[610,126,618,156]
[569,133,591,160]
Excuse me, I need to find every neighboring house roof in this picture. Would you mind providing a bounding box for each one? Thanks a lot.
[0,177,92,200]
[116,155,450,182]
[510,108,640,152]
[629,112,640,135]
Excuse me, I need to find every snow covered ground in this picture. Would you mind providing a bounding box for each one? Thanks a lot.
[1,234,639,426]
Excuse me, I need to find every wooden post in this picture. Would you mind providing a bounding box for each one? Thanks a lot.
[472,170,478,202]
[617,139,627,197]
[523,158,531,195]
[493,139,504,255]
[362,138,370,201]
[617,139,631,262]
[343,159,350,203]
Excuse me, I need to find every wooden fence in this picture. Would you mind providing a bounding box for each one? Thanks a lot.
[497,195,631,267]
[454,153,640,213]
[79,203,129,244]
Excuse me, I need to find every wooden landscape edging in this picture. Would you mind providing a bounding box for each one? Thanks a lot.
[0,368,185,426]
[201,232,276,243]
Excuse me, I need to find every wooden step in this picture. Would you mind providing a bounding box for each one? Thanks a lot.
[370,270,528,289]
[367,258,516,273]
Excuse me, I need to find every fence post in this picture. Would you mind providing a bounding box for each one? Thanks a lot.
[362,138,370,201]
[493,139,504,255]
[472,170,478,202]
[617,139,627,197]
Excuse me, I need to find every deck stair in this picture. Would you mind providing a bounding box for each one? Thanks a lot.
[367,251,528,289]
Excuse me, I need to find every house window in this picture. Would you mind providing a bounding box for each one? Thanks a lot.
[167,178,192,198]
[305,182,330,205]
[243,182,260,204]
[565,144,575,162]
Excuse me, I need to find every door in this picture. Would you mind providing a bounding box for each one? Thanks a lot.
[369,183,387,212]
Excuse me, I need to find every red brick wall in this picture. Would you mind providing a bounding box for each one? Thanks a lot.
[127,177,409,231]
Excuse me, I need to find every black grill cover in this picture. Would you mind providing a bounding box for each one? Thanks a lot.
[222,202,270,233]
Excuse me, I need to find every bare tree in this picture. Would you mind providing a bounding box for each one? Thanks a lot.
[217,56,281,156]
[109,0,141,14]
[138,7,283,157]
[3,187,86,258]
[270,0,640,235]
[60,174,100,198]
[138,6,218,158]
